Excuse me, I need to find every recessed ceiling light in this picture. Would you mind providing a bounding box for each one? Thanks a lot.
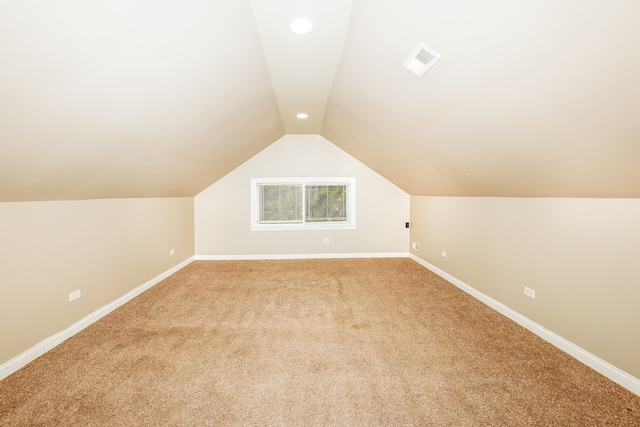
[290,18,313,34]
[296,113,309,119]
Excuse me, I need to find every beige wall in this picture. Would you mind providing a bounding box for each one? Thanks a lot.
[195,135,409,256]
[0,197,194,366]
[410,196,640,379]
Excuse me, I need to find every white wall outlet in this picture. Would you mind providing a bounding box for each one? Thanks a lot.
[441,250,447,257]
[169,249,175,255]
[69,289,81,302]
[524,287,536,299]
[323,238,330,243]
[412,241,420,251]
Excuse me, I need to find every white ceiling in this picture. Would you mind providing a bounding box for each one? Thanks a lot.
[1,0,640,201]
[250,0,352,134]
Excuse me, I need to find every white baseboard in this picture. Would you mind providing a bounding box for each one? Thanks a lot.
[5,253,638,398]
[409,253,640,397]
[196,252,410,261]
[0,256,195,382]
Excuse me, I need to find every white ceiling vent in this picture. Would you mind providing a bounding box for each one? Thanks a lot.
[403,43,441,77]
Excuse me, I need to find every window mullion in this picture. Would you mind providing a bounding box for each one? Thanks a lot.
[325,187,329,220]
[277,185,282,221]
[302,184,307,224]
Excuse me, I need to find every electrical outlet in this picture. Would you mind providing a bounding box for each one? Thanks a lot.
[169,249,175,255]
[524,287,536,299]
[323,238,330,243]
[69,289,81,302]
[412,241,420,251]
[441,250,447,257]
[405,222,410,228]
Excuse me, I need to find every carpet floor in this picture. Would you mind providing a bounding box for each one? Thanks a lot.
[1,258,638,426]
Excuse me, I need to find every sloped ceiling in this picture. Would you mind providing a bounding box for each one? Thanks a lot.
[324,0,640,197]
[1,0,640,202]
[0,0,284,201]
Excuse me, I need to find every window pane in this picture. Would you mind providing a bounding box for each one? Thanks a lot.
[260,185,302,223]
[306,185,347,222]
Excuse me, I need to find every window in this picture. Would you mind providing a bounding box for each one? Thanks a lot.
[251,177,356,230]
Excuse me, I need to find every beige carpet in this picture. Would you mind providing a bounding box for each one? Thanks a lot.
[1,258,638,426]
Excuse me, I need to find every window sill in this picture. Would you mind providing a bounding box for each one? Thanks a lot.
[251,223,356,231]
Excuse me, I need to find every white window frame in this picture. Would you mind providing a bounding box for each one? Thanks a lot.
[251,177,356,231]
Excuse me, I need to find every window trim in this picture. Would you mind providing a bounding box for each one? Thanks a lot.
[251,177,356,231]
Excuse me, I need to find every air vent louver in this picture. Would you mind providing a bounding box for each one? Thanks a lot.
[403,43,441,77]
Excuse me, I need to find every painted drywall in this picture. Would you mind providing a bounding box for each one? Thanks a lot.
[195,135,409,256]
[0,1,284,202]
[0,197,194,366]
[410,196,640,380]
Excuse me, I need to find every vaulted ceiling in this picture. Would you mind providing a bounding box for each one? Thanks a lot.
[1,0,639,202]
